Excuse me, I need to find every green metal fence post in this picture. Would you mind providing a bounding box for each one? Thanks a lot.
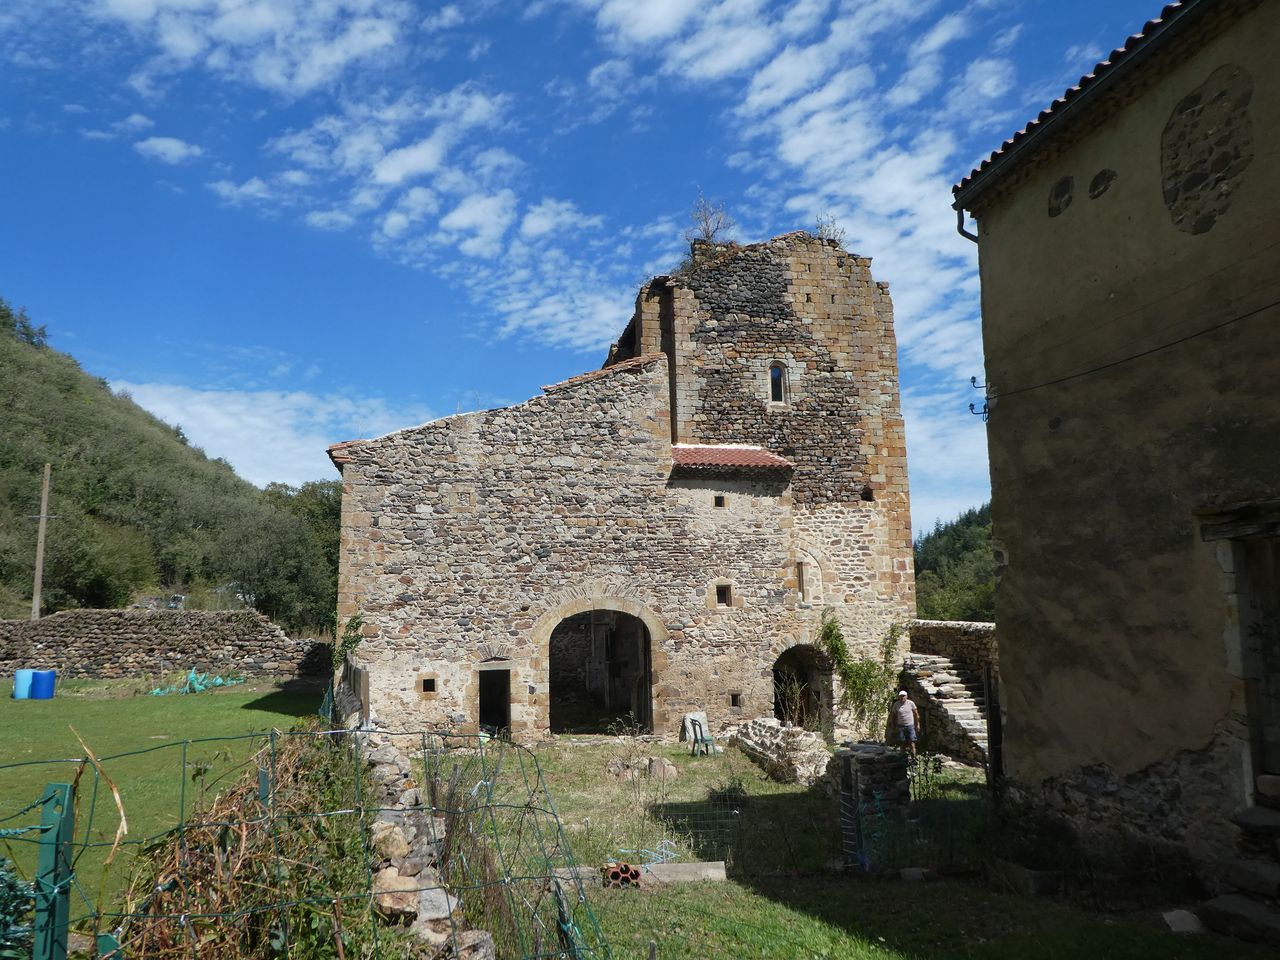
[32,783,73,960]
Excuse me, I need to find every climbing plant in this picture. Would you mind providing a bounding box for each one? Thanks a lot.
[818,612,902,728]
[331,611,365,674]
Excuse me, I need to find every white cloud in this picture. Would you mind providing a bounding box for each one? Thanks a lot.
[305,209,356,230]
[379,185,438,238]
[113,379,433,487]
[372,131,450,185]
[592,0,700,45]
[519,198,604,240]
[133,135,203,163]
[437,189,517,257]
[207,176,273,204]
[422,5,465,32]
[94,0,412,96]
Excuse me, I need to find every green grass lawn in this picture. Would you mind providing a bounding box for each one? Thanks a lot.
[529,738,1270,960]
[0,676,320,907]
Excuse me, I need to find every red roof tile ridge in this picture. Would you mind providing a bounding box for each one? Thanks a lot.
[541,353,665,393]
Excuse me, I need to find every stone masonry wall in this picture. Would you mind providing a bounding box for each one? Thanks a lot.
[909,620,998,678]
[334,234,915,741]
[0,610,325,678]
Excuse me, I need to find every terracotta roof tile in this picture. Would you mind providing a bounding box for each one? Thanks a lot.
[953,1,1214,208]
[671,444,793,471]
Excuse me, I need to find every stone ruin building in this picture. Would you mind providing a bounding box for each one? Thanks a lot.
[329,232,914,741]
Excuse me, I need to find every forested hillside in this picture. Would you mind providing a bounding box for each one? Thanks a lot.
[914,503,995,622]
[0,299,339,633]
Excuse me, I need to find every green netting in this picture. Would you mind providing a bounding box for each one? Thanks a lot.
[148,668,246,696]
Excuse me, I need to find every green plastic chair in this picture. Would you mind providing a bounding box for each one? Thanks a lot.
[689,718,715,756]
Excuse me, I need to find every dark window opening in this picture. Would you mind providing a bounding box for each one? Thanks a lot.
[769,364,787,403]
[421,677,436,694]
[714,495,726,508]
[549,610,653,734]
[477,669,510,735]
[730,692,742,708]
[861,485,876,502]
[716,584,733,607]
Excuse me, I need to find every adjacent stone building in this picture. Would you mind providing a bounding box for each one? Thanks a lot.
[952,0,1280,928]
[329,232,913,741]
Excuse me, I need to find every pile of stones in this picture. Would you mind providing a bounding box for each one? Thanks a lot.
[359,734,495,959]
[729,717,832,786]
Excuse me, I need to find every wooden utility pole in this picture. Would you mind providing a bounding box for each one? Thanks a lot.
[31,462,51,621]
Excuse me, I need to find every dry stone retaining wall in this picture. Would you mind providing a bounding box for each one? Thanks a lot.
[909,620,997,677]
[0,609,326,678]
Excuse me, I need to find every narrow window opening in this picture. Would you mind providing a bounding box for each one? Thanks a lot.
[797,561,807,602]
[861,485,876,502]
[769,363,787,404]
[714,494,726,508]
[715,584,732,607]
[730,692,742,708]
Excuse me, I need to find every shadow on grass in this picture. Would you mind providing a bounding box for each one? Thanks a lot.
[239,686,320,717]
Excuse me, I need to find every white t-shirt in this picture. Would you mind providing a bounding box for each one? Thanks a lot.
[895,699,916,727]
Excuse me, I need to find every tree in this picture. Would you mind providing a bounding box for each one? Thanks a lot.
[913,503,995,622]
[686,191,735,243]
[0,297,47,347]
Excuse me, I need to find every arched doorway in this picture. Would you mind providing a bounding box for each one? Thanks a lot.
[773,645,834,732]
[549,609,652,733]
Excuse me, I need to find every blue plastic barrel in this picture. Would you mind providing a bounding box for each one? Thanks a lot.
[29,670,56,700]
[12,669,34,699]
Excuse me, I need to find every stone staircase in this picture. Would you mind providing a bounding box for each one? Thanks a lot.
[900,653,989,764]
[1200,777,1280,945]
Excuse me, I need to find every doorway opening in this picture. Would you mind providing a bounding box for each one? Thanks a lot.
[549,609,652,733]
[772,645,834,733]
[478,668,511,735]
[1239,537,1280,781]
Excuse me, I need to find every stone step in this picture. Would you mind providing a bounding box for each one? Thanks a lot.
[1227,858,1280,898]
[1201,894,1280,945]
[1234,807,1280,836]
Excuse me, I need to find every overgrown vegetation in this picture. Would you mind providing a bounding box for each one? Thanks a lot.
[914,502,995,622]
[0,857,30,960]
[817,612,899,729]
[0,298,340,632]
[120,725,416,960]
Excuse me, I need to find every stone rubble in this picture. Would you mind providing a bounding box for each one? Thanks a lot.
[730,717,832,786]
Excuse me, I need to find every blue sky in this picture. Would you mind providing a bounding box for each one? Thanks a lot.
[1,0,1158,533]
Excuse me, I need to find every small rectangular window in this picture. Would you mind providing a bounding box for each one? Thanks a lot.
[421,677,436,694]
[730,692,741,708]
[714,495,726,508]
[715,584,732,607]
[797,562,807,602]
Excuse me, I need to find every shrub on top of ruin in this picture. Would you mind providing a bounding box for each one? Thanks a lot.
[813,213,847,246]
[684,190,736,244]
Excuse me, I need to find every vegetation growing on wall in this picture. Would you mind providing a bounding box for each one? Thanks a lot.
[914,503,995,622]
[818,612,900,728]
[0,298,340,633]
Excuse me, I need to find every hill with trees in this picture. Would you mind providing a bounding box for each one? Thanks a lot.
[0,299,339,633]
[913,503,995,622]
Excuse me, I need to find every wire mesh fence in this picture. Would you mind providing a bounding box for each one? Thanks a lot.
[0,725,610,960]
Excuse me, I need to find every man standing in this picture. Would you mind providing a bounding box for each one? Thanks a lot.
[892,690,920,757]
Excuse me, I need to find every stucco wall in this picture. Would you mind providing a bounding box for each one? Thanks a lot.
[0,609,325,678]
[334,235,915,741]
[967,1,1279,864]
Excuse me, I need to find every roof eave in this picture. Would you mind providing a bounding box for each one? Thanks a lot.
[952,0,1215,214]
